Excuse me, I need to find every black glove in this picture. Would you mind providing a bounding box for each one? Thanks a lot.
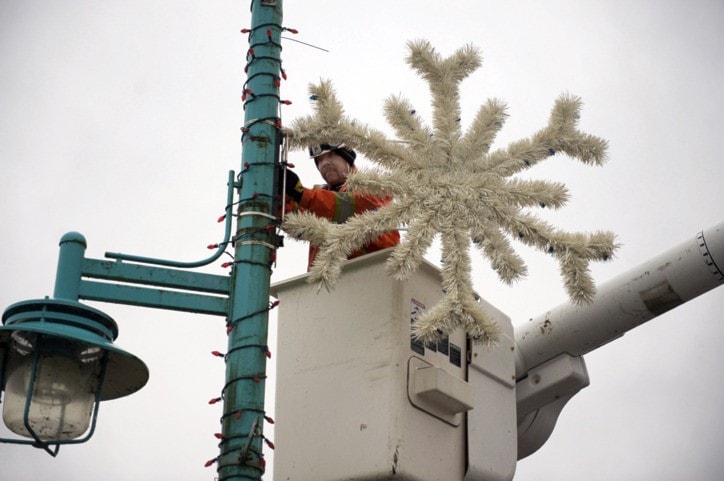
[282,168,304,203]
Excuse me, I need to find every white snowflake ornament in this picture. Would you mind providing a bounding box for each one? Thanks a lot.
[283,40,618,344]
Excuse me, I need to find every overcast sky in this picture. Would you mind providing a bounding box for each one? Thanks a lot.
[1,1,723,480]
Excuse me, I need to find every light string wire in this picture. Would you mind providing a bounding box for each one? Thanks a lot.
[205,11,301,478]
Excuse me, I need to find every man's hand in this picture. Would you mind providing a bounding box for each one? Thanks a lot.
[282,168,304,203]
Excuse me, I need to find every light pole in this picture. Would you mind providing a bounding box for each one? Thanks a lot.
[0,1,284,480]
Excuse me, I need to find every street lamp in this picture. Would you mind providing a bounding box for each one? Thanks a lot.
[0,298,148,455]
[0,2,283,478]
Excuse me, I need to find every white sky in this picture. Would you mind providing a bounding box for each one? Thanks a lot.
[1,1,723,480]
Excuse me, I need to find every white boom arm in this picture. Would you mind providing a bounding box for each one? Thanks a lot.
[512,221,724,459]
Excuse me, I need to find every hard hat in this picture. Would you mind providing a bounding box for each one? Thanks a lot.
[308,143,356,165]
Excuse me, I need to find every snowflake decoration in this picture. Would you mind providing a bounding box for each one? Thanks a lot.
[283,40,618,344]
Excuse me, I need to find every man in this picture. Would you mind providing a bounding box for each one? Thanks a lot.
[281,143,400,270]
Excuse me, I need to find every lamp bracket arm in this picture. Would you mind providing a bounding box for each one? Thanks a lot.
[104,170,237,269]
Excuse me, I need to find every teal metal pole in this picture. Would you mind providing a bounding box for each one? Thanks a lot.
[218,1,283,479]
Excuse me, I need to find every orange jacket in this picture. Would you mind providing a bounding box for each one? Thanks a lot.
[286,183,400,270]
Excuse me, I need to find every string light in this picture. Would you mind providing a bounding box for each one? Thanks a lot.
[240,117,282,140]
[210,12,288,479]
[225,300,280,334]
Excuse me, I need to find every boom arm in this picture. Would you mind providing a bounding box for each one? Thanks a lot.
[512,221,723,459]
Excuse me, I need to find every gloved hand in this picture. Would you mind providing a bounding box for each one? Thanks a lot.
[282,168,304,203]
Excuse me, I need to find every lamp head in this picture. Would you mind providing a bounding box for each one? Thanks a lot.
[0,298,148,443]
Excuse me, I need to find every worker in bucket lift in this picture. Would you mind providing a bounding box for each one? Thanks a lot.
[280,143,400,270]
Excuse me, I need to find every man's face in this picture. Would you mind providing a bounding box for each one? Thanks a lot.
[315,151,350,186]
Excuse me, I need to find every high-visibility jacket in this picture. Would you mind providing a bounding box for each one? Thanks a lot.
[286,183,400,271]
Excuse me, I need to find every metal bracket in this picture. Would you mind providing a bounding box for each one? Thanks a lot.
[516,353,590,459]
[104,170,236,268]
[238,416,262,465]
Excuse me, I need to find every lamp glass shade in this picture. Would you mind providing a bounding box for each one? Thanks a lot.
[1,332,102,441]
